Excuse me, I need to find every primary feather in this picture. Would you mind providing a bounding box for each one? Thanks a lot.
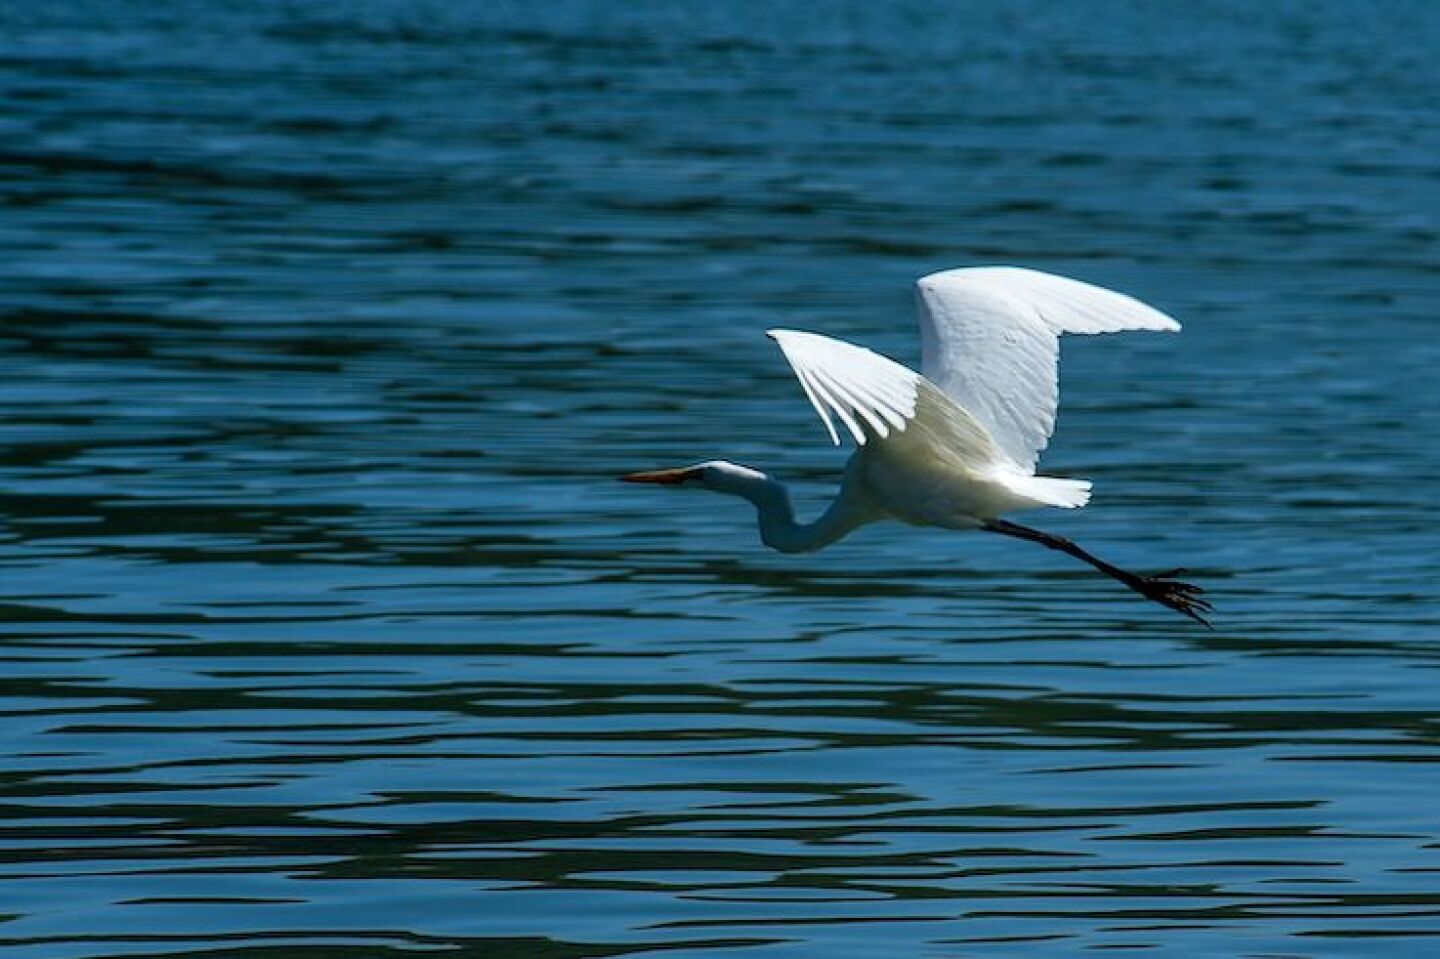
[766,329,919,446]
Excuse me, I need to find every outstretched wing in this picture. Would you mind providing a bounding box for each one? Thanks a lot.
[916,266,1180,472]
[767,328,1007,479]
[766,329,918,446]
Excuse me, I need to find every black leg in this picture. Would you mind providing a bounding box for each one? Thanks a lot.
[984,519,1212,626]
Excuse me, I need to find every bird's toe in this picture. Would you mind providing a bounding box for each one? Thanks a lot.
[1133,572,1213,626]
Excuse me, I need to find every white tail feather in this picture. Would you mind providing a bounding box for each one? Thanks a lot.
[1002,474,1093,509]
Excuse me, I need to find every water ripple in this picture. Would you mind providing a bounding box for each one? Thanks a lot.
[2,1,1439,956]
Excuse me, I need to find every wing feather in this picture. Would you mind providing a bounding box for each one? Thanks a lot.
[767,329,919,445]
[789,366,841,445]
[812,359,910,433]
[916,266,1180,471]
[807,367,870,443]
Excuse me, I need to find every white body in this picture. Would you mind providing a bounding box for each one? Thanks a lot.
[851,382,1057,530]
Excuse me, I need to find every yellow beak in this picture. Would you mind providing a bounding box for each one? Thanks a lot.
[620,467,700,485]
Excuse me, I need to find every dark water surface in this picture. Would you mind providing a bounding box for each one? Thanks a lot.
[3,2,1439,956]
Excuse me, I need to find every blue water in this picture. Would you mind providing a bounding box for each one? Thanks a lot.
[2,2,1438,956]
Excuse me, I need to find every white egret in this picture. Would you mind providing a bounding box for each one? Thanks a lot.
[624,266,1210,624]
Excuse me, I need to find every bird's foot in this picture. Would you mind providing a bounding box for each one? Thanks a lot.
[1129,569,1212,626]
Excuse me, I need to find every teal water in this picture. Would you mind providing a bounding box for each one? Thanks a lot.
[2,2,1439,956]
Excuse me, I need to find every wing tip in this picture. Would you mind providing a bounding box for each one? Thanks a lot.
[918,266,1185,334]
[766,328,806,343]
[1136,313,1182,333]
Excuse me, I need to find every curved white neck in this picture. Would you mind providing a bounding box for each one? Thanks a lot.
[721,472,874,554]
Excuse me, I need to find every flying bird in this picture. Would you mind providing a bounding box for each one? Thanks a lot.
[624,266,1210,625]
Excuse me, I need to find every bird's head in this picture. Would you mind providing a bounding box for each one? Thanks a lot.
[621,460,769,495]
